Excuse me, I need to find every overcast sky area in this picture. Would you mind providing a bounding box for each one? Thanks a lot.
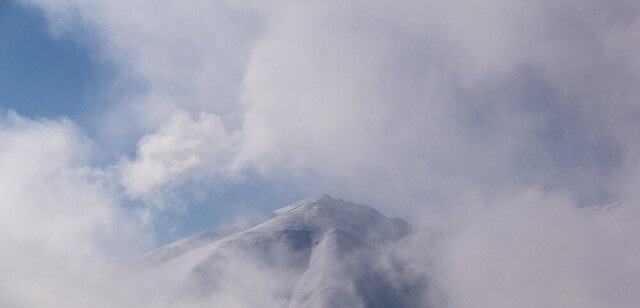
[2,0,640,306]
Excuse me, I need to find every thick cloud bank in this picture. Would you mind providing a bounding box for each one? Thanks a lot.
[439,189,640,308]
[0,112,151,306]
[3,0,640,306]
[22,0,640,209]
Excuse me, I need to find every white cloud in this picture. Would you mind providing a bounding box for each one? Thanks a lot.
[438,188,640,308]
[22,0,640,212]
[230,0,640,210]
[22,0,258,133]
[0,111,151,306]
[120,110,232,198]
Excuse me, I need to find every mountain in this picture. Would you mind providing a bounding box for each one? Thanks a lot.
[134,194,430,307]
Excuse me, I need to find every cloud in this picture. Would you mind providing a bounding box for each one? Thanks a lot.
[0,111,151,306]
[21,0,640,212]
[230,0,640,211]
[120,110,232,199]
[438,188,640,308]
[22,0,258,132]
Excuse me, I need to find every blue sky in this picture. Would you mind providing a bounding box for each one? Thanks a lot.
[0,0,95,118]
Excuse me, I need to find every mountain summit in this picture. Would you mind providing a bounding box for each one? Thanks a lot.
[136,195,428,307]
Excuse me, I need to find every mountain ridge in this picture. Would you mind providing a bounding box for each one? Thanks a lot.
[135,194,427,307]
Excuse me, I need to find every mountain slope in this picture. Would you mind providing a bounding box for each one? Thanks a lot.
[137,194,428,307]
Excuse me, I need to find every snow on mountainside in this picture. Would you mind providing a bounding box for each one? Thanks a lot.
[135,194,429,307]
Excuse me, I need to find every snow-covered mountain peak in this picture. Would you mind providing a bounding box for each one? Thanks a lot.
[263,193,410,242]
[135,195,424,307]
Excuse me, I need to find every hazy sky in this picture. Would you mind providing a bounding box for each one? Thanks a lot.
[1,0,640,306]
